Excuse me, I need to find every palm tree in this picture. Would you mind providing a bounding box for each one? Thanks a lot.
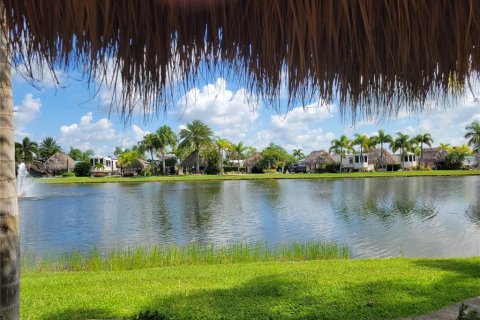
[15,137,38,164]
[353,134,370,166]
[38,137,62,158]
[465,121,480,168]
[232,142,248,173]
[139,133,160,164]
[178,120,213,174]
[391,132,411,169]
[292,148,305,160]
[215,138,232,174]
[413,133,433,165]
[329,135,352,172]
[157,125,177,175]
[373,130,393,170]
[113,146,125,157]
[68,147,94,162]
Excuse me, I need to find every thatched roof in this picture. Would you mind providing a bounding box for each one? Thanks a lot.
[45,152,75,172]
[367,149,396,165]
[27,159,46,175]
[421,147,449,163]
[304,150,335,165]
[126,159,150,170]
[244,153,263,168]
[4,1,480,120]
[181,152,206,168]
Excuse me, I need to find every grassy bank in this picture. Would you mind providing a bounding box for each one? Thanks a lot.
[22,257,480,320]
[39,169,480,184]
[22,242,349,272]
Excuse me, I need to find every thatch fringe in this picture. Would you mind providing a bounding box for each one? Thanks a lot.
[2,0,479,121]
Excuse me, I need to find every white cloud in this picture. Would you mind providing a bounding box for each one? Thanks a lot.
[58,112,148,155]
[14,93,42,139]
[250,101,337,153]
[176,78,259,142]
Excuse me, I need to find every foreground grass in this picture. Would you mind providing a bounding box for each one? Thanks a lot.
[40,169,480,184]
[22,257,480,319]
[22,242,349,272]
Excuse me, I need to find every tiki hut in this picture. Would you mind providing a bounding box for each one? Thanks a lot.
[181,152,207,173]
[122,159,150,176]
[304,151,335,172]
[27,159,46,177]
[44,152,75,176]
[367,149,397,171]
[421,148,449,169]
[244,153,263,174]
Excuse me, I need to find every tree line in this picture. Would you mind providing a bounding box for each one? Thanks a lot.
[15,120,480,175]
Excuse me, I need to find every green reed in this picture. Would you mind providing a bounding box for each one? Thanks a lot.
[21,241,349,272]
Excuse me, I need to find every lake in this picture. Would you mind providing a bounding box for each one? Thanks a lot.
[19,176,480,258]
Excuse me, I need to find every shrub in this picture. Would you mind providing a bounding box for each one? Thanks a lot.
[141,167,152,176]
[74,161,91,177]
[325,162,340,173]
[223,166,246,173]
[93,172,105,177]
[62,172,76,177]
[123,172,135,177]
[262,168,276,174]
[130,310,168,320]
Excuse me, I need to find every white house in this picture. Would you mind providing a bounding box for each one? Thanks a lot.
[393,152,418,170]
[341,154,375,172]
[89,156,119,176]
[463,155,479,169]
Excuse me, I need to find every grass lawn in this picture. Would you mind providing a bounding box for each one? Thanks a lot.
[22,257,480,319]
[39,170,480,184]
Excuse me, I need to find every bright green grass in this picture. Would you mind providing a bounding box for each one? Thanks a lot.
[39,170,480,184]
[21,257,480,320]
[22,242,349,272]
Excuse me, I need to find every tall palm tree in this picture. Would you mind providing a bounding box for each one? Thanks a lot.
[292,148,305,160]
[232,142,248,173]
[353,134,370,166]
[38,137,62,158]
[15,137,38,164]
[413,133,433,165]
[0,25,20,318]
[215,138,232,174]
[391,132,411,169]
[178,120,213,174]
[465,121,480,168]
[329,135,352,172]
[373,130,393,170]
[439,143,453,152]
[157,125,177,175]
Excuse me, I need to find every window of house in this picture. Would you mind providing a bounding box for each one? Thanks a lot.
[349,157,353,164]
[355,156,359,163]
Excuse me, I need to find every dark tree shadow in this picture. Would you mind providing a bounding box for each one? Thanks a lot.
[39,307,116,320]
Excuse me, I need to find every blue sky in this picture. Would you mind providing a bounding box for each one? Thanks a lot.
[12,66,480,157]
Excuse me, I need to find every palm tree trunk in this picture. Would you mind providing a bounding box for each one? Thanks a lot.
[162,152,166,175]
[237,157,240,174]
[0,8,20,318]
[380,142,384,170]
[420,142,423,166]
[195,150,200,174]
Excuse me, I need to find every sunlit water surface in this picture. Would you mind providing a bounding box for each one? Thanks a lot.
[19,176,480,257]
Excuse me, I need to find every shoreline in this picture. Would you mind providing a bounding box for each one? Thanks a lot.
[37,169,480,184]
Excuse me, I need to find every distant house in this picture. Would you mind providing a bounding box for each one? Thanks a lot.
[420,148,449,169]
[304,150,336,172]
[244,153,263,173]
[89,155,119,176]
[121,159,150,176]
[463,155,479,169]
[341,154,374,172]
[393,152,418,170]
[366,149,397,171]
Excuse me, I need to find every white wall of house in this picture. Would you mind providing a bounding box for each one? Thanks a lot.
[393,153,417,169]
[463,156,479,169]
[341,155,374,171]
[90,156,119,175]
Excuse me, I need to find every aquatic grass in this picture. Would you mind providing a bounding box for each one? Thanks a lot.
[38,170,480,184]
[21,241,349,273]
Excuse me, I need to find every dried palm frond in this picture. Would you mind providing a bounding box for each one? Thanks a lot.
[2,0,479,121]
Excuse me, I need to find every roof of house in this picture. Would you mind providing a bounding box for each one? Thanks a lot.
[367,149,397,165]
[181,152,207,168]
[244,153,263,167]
[421,148,449,163]
[45,152,75,171]
[304,150,335,165]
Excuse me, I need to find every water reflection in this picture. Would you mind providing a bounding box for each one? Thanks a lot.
[19,176,480,258]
